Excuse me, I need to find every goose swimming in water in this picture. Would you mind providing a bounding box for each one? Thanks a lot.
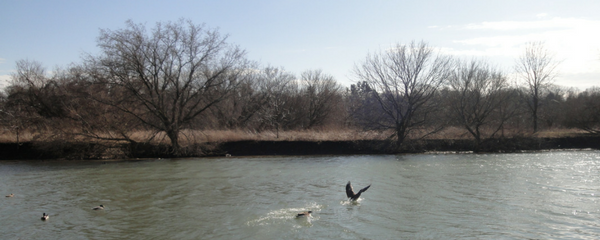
[346,181,371,201]
[92,205,104,210]
[41,213,49,221]
[6,193,13,197]
[296,211,312,218]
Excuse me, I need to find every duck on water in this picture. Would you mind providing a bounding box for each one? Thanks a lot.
[92,205,105,210]
[296,211,312,218]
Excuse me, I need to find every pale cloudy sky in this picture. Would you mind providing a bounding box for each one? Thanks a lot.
[1,0,599,90]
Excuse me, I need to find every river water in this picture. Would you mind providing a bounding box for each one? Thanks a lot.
[1,150,599,239]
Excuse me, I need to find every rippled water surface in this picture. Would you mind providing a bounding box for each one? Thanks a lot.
[1,151,600,239]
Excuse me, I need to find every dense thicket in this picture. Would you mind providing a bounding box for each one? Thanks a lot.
[1,20,598,155]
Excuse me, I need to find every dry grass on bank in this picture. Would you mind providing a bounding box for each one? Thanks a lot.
[0,127,590,145]
[147,129,394,144]
[418,127,589,140]
[0,128,393,144]
[0,130,37,143]
[532,129,589,138]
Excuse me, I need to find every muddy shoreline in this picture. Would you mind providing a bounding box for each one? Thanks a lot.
[0,136,599,160]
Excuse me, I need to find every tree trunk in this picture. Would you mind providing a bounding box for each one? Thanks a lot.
[533,108,538,133]
[166,129,180,156]
[474,132,481,152]
[396,124,406,147]
[533,93,539,133]
[16,126,20,150]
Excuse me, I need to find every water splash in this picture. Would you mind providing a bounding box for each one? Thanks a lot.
[246,202,323,227]
[340,198,363,205]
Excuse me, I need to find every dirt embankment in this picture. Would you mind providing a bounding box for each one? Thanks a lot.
[0,136,599,160]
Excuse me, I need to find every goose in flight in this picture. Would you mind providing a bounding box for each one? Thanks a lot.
[346,181,371,201]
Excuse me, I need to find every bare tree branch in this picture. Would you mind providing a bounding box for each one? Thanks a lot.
[86,19,249,155]
[353,41,454,146]
[515,41,560,133]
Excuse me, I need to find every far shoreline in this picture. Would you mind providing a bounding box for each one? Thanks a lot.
[0,135,599,160]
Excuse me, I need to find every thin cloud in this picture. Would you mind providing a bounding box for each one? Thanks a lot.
[0,75,11,91]
[438,46,520,57]
[462,17,596,31]
[445,17,600,75]
[432,16,600,89]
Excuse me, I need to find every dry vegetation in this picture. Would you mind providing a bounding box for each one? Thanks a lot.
[0,128,392,144]
[0,127,587,144]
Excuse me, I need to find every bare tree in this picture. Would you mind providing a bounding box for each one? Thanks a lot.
[256,67,297,137]
[447,59,511,146]
[210,63,262,130]
[300,69,342,129]
[211,66,299,132]
[5,59,140,144]
[562,87,600,134]
[347,81,379,128]
[353,41,454,146]
[51,65,142,142]
[9,59,66,119]
[0,92,25,145]
[11,59,46,88]
[4,59,73,141]
[85,19,249,155]
[538,84,572,129]
[515,41,560,133]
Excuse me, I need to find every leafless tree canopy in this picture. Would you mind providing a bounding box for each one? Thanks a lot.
[563,87,600,134]
[353,41,454,145]
[86,19,250,155]
[447,59,512,144]
[6,60,68,130]
[300,69,342,129]
[256,67,298,136]
[515,41,560,133]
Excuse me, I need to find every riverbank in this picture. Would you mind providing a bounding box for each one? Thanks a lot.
[0,135,599,160]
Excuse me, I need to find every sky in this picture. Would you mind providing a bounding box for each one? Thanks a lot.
[1,0,599,90]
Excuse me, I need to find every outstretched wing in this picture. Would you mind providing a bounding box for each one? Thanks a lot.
[358,184,371,194]
[346,181,355,199]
